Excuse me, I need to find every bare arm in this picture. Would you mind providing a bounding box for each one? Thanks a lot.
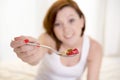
[10,33,55,65]
[87,39,103,80]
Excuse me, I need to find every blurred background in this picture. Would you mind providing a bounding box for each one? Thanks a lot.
[0,0,120,80]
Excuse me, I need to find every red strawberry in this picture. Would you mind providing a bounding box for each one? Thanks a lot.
[72,48,79,54]
[67,51,73,55]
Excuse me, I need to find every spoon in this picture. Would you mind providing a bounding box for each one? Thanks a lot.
[24,39,79,57]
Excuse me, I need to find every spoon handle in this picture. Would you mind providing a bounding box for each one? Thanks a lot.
[26,42,60,54]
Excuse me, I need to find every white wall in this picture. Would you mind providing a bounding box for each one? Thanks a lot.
[104,0,120,56]
[0,0,39,62]
[36,0,55,32]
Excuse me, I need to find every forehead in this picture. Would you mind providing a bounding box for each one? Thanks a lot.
[56,6,78,18]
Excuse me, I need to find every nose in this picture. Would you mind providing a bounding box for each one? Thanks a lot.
[63,24,73,36]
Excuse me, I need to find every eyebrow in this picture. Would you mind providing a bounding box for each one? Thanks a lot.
[55,13,76,22]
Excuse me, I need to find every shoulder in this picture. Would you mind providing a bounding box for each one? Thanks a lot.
[38,32,56,48]
[39,32,49,40]
[89,37,102,52]
[87,36,103,61]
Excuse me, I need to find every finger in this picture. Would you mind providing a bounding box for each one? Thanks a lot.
[14,44,36,53]
[16,36,40,45]
[14,35,25,41]
[14,47,25,54]
[24,36,40,44]
[21,48,39,60]
[11,35,40,50]
[14,37,21,41]
[16,47,37,60]
[15,49,30,59]
[11,40,25,48]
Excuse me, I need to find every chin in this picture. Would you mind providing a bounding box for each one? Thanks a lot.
[63,37,78,45]
[65,41,76,46]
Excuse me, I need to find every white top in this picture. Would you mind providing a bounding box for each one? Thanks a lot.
[35,36,90,80]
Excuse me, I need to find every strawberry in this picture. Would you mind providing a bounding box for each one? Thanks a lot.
[67,51,73,55]
[72,48,79,54]
[66,48,79,56]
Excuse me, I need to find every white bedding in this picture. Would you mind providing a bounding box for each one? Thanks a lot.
[0,56,120,80]
[0,61,38,80]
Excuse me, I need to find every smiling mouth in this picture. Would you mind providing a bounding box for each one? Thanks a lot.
[64,33,73,39]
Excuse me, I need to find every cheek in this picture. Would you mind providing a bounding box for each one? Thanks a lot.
[73,27,82,37]
[76,18,84,29]
[75,22,83,34]
[54,28,63,38]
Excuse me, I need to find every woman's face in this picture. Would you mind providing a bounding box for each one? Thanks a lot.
[53,6,84,46]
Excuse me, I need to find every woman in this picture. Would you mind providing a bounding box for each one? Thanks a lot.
[11,0,102,80]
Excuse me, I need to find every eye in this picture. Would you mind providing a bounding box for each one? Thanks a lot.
[54,23,60,27]
[69,18,75,23]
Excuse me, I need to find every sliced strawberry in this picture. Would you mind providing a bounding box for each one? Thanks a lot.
[67,51,73,55]
[72,48,79,54]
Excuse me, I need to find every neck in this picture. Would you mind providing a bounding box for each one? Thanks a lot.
[61,36,83,50]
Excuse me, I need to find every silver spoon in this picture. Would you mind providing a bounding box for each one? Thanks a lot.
[26,42,79,57]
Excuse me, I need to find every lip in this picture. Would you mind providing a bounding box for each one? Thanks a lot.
[64,33,74,39]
